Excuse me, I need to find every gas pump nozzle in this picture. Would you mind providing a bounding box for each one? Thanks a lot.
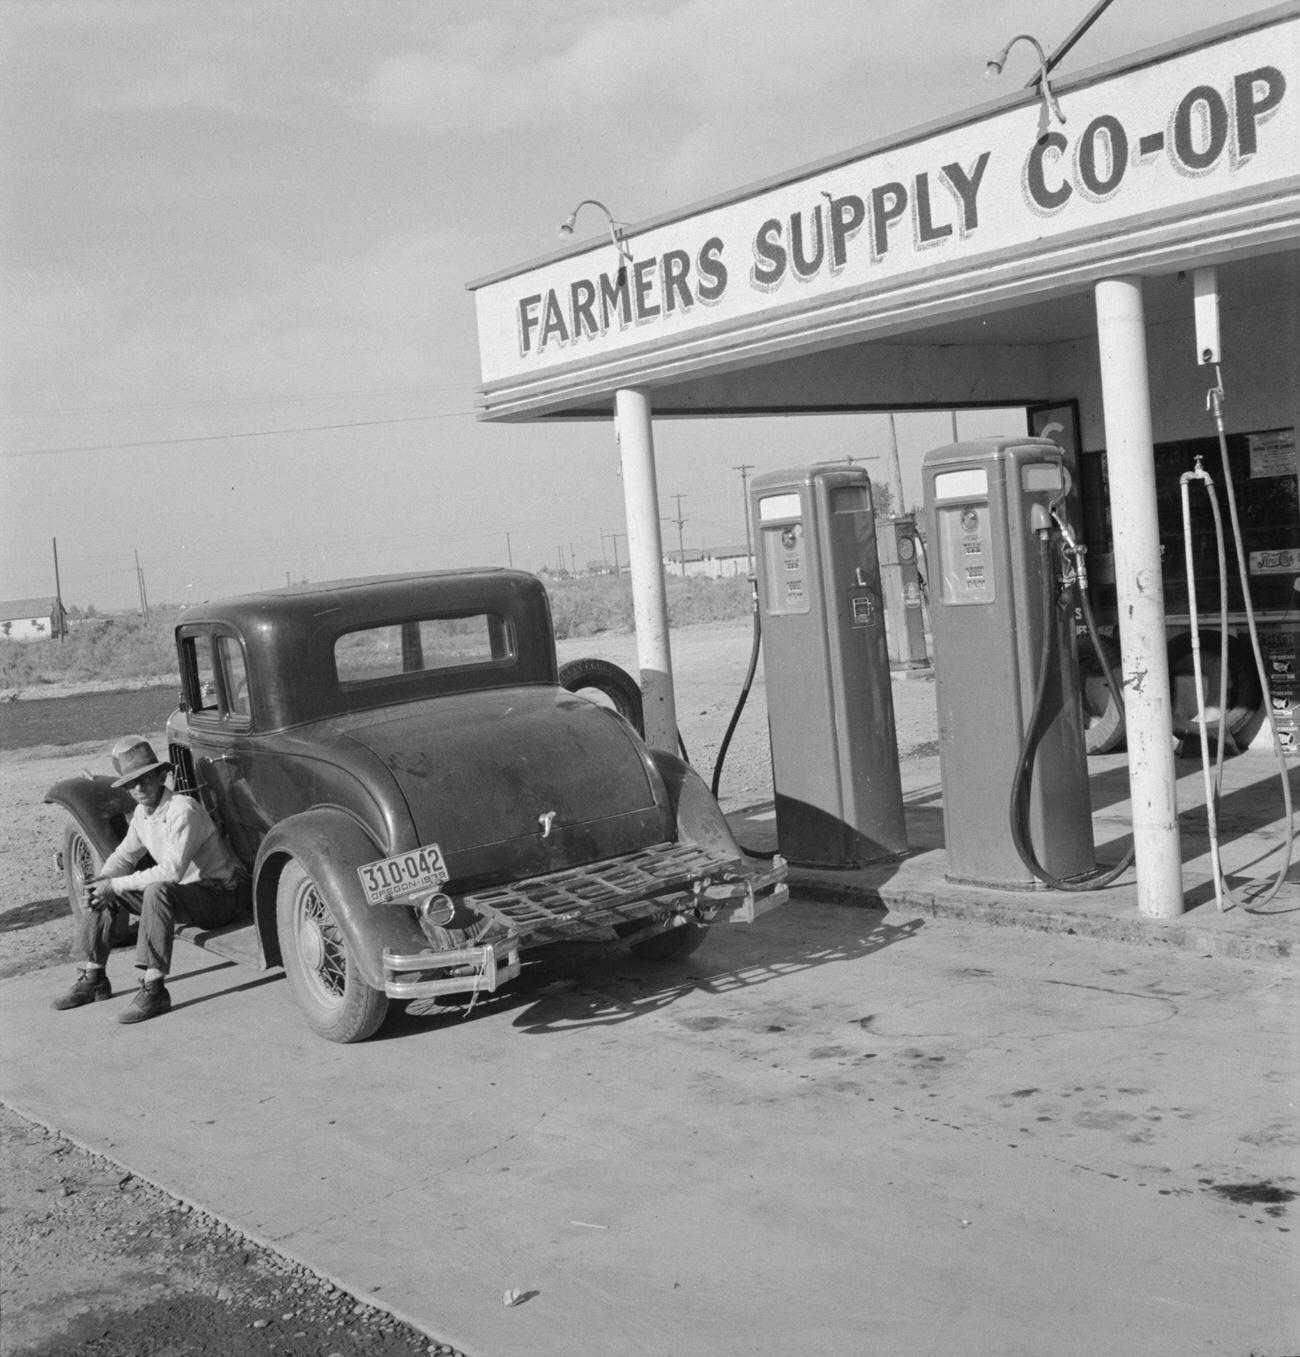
[1050,502,1088,594]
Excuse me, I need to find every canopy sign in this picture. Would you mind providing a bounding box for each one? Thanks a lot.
[472,11,1299,416]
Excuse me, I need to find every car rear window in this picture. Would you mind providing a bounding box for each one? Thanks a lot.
[334,614,511,685]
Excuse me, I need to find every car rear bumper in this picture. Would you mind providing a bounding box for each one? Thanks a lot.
[382,842,787,1000]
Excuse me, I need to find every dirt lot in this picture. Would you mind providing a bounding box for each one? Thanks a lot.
[0,620,939,1356]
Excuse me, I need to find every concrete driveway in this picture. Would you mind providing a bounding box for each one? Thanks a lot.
[3,896,1295,1357]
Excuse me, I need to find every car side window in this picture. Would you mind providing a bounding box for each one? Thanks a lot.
[217,635,251,720]
[335,613,512,686]
[185,634,220,714]
[181,630,249,724]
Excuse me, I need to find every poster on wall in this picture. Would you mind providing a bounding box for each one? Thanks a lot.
[1248,428,1297,480]
[1260,630,1299,754]
[1028,401,1080,464]
[1028,399,1083,530]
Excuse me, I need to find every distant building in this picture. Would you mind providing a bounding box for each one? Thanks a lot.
[663,546,753,580]
[0,597,68,641]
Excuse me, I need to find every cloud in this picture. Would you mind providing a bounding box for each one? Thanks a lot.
[355,0,888,135]
[2,225,485,421]
[349,0,1040,203]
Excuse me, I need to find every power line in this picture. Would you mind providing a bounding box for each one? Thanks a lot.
[2,380,478,421]
[2,409,476,459]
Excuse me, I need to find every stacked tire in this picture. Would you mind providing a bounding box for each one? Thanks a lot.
[1167,630,1262,748]
[1077,632,1126,754]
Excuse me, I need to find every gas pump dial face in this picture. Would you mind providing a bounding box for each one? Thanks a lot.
[936,500,995,605]
[897,536,915,561]
[781,526,799,550]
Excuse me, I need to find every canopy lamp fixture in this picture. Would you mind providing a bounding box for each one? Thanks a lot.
[984,33,1065,144]
[560,198,632,286]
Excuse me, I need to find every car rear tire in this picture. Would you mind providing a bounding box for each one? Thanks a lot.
[559,658,644,737]
[276,859,388,1043]
[62,823,134,946]
[627,921,708,962]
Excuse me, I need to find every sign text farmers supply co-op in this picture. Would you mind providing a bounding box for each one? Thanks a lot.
[514,63,1286,361]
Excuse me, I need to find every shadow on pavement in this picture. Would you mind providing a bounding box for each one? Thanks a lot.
[379,911,925,1041]
[0,896,67,932]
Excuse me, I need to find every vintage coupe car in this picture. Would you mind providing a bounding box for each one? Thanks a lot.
[47,571,787,1042]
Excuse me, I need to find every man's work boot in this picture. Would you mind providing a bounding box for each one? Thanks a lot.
[118,977,172,1025]
[52,969,112,1010]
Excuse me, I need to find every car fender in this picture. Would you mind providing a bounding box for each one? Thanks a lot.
[44,776,136,861]
[253,807,429,989]
[645,749,743,860]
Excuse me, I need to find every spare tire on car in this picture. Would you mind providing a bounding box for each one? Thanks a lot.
[559,657,644,737]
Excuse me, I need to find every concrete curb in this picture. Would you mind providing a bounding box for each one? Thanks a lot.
[786,872,1297,967]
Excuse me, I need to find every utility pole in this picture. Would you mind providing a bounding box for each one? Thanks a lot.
[134,549,151,623]
[602,530,626,576]
[732,463,754,569]
[569,542,577,575]
[669,494,687,575]
[52,537,65,641]
[506,532,513,568]
[555,545,565,575]
[886,413,906,516]
[950,409,960,443]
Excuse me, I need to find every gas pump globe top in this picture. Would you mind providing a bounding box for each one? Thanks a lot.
[922,438,1095,890]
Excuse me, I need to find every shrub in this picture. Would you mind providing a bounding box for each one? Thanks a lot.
[0,577,754,690]
[0,609,182,691]
[545,573,750,639]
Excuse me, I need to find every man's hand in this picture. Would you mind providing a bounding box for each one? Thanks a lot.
[87,877,117,910]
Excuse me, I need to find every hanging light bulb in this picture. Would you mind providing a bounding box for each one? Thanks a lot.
[559,198,632,287]
[985,33,1066,145]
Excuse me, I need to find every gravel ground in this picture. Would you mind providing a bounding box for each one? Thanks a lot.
[0,619,939,1355]
[0,1105,461,1356]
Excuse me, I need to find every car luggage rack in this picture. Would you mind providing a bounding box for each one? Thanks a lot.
[463,841,738,940]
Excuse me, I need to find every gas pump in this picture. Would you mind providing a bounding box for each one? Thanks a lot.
[921,438,1095,889]
[750,464,907,868]
[879,515,929,667]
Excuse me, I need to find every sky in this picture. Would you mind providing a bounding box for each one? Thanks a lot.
[0,0,1250,611]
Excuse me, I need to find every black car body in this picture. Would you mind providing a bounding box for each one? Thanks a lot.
[48,571,786,1041]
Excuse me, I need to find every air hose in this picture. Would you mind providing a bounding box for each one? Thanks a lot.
[1180,458,1231,909]
[1178,371,1294,912]
[710,576,777,859]
[1008,521,1135,891]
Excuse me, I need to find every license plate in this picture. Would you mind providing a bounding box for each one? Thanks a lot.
[358,844,449,905]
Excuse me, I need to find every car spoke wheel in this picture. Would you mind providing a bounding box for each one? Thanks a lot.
[62,823,134,946]
[276,859,388,1043]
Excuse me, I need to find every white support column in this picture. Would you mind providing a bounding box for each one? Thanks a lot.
[613,387,678,752]
[1094,277,1183,918]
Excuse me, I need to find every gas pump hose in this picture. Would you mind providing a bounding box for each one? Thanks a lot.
[710,577,777,860]
[1009,529,1135,891]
